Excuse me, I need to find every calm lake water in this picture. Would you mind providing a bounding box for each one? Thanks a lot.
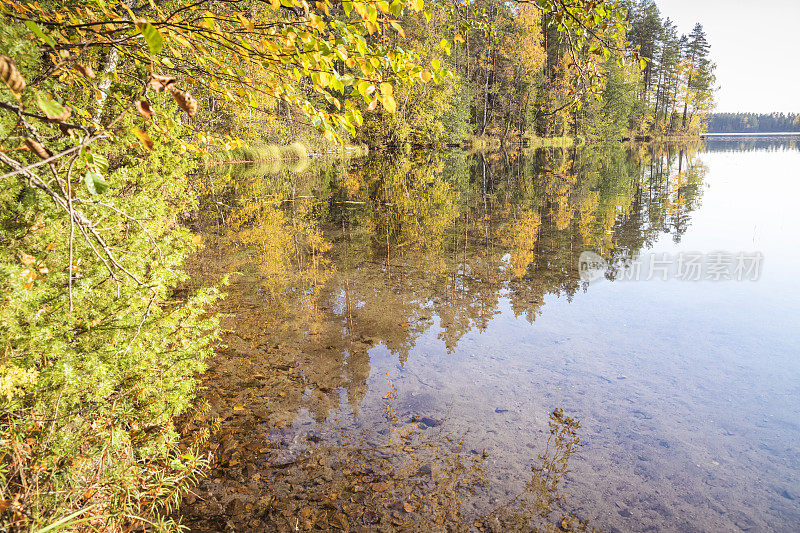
[183,137,800,531]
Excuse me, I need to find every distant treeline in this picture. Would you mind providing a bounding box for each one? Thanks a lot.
[708,113,800,133]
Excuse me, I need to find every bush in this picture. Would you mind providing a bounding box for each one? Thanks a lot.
[0,117,223,530]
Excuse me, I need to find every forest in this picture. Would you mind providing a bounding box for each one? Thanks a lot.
[0,0,715,529]
[708,112,800,133]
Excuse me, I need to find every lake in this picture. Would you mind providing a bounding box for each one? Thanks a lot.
[181,137,800,532]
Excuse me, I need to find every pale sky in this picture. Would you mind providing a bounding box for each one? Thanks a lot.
[655,0,800,114]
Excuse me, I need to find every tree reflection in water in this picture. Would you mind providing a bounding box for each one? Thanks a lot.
[180,143,706,531]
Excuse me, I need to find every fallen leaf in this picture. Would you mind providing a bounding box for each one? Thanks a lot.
[0,55,25,94]
[147,73,176,93]
[45,106,72,123]
[24,138,51,159]
[74,64,95,78]
[135,100,154,119]
[131,127,154,150]
[171,87,197,116]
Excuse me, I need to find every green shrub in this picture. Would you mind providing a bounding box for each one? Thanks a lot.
[0,117,223,530]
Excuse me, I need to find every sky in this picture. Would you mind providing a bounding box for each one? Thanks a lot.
[654,0,800,114]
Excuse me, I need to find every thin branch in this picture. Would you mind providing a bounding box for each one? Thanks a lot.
[0,137,98,181]
[0,101,88,132]
[65,154,79,312]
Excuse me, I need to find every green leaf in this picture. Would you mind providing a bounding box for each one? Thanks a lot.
[36,94,65,119]
[137,20,163,55]
[91,153,109,174]
[24,21,55,48]
[84,171,108,195]
[84,151,109,174]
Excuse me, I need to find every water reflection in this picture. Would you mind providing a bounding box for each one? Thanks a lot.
[702,134,800,152]
[182,143,714,530]
[199,144,706,410]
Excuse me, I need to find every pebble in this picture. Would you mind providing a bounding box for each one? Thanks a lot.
[418,417,442,428]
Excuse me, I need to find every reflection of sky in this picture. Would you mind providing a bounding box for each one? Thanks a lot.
[363,140,800,531]
[661,147,800,281]
[598,143,800,340]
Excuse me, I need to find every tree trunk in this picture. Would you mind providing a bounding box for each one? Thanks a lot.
[94,0,138,122]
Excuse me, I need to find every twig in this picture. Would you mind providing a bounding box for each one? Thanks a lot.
[65,154,79,312]
[77,199,164,263]
[0,136,99,181]
[0,101,88,132]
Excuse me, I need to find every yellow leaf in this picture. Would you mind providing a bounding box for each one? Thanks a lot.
[238,14,254,32]
[132,128,154,150]
[353,2,367,18]
[315,1,330,15]
[419,70,432,83]
[233,405,245,411]
[390,20,405,38]
[379,82,392,97]
[382,94,396,113]
[21,268,36,289]
[270,0,280,10]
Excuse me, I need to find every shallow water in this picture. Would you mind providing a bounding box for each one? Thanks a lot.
[184,138,800,531]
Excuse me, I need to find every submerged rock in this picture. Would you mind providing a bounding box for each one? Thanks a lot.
[418,417,442,428]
